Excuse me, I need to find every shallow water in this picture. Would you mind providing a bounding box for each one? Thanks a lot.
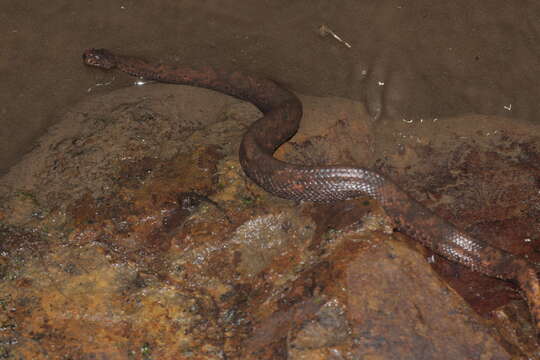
[1,0,539,173]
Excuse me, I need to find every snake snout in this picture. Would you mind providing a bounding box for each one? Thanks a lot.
[82,48,116,69]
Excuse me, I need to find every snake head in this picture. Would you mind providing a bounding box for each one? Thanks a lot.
[82,48,117,69]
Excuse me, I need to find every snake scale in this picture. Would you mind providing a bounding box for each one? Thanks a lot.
[83,48,540,334]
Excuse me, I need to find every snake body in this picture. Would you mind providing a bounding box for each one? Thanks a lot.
[83,48,540,333]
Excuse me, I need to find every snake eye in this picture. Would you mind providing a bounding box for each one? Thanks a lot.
[82,48,116,69]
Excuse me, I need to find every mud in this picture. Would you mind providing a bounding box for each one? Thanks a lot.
[2,1,540,174]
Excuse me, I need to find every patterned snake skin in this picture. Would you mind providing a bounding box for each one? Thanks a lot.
[83,48,540,334]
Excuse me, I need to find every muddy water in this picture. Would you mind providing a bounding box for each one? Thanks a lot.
[1,0,539,174]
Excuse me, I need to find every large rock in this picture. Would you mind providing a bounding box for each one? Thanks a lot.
[1,84,536,358]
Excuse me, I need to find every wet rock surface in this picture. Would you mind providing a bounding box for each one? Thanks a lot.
[1,85,538,358]
[374,115,540,318]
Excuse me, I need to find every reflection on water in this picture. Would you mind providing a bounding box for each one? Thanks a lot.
[1,0,539,173]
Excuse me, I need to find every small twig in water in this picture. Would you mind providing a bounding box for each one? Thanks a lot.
[318,24,352,48]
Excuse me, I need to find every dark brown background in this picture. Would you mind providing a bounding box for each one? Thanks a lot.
[1,0,539,174]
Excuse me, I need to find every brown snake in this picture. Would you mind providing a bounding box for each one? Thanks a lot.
[83,48,540,334]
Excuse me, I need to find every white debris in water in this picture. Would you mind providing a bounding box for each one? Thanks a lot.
[318,24,352,48]
[86,76,116,92]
